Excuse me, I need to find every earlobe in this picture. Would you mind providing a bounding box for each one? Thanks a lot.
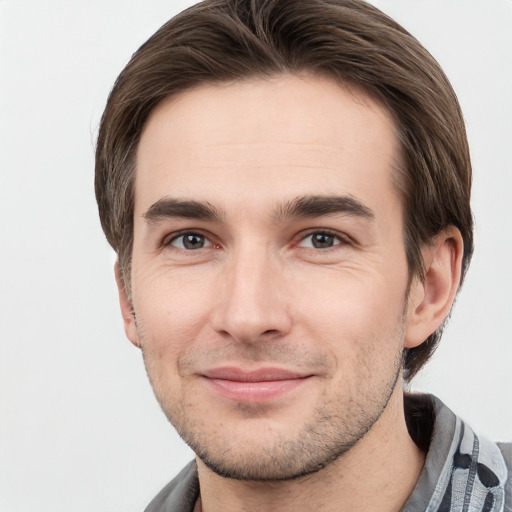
[405,227,464,349]
[114,260,140,348]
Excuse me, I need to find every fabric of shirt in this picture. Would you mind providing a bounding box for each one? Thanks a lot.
[144,394,511,512]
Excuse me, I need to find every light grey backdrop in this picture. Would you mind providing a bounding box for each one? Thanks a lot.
[1,1,511,511]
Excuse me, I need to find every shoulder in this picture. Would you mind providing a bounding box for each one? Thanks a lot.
[497,441,512,464]
[497,442,512,512]
[144,460,199,512]
[403,394,511,512]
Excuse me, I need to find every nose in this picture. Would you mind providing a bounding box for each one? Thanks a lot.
[211,245,293,344]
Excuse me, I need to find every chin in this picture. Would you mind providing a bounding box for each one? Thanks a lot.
[171,405,375,482]
[195,440,355,481]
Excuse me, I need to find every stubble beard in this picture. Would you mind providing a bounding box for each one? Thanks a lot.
[139,314,407,482]
[183,351,402,481]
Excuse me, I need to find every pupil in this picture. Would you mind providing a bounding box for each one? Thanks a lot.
[312,233,333,248]
[184,234,204,249]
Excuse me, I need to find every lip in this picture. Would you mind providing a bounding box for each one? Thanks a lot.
[201,367,312,402]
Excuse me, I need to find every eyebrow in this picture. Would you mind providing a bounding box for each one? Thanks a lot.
[143,198,224,223]
[273,195,375,222]
[142,194,374,224]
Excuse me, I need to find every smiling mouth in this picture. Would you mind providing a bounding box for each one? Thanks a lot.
[201,367,313,402]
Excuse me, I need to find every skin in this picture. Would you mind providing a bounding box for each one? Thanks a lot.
[116,74,463,511]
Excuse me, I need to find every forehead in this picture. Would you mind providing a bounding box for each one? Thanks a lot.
[134,74,401,218]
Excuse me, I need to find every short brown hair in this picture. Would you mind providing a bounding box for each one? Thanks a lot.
[95,0,473,380]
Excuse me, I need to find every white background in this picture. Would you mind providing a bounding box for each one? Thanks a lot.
[1,1,511,511]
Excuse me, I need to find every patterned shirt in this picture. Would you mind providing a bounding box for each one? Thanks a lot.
[144,394,511,512]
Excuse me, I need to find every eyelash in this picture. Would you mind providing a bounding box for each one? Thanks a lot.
[296,229,350,250]
[162,230,213,250]
[162,229,350,252]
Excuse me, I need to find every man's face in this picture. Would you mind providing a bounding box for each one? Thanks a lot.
[127,74,413,480]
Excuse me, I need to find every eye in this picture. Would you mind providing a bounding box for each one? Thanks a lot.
[298,231,344,249]
[168,232,212,250]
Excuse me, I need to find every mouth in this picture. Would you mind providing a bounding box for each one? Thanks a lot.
[200,367,313,402]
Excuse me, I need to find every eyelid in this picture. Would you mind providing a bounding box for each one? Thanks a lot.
[161,229,215,249]
[295,229,353,250]
[159,227,353,252]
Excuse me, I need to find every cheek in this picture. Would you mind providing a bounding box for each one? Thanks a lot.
[295,273,407,396]
[292,264,408,351]
[300,263,406,310]
[135,286,210,408]
[133,271,215,361]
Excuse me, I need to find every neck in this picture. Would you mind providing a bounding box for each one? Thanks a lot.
[195,386,425,512]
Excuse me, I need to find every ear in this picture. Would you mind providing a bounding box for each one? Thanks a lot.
[114,260,140,348]
[405,226,464,349]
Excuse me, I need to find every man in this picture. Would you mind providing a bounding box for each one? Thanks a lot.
[94,0,511,510]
